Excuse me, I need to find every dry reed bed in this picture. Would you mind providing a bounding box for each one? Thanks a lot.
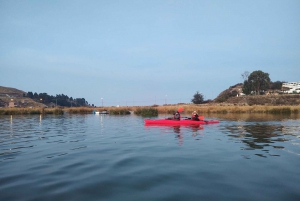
[160,105,300,114]
[66,107,96,114]
[1,105,299,115]
[0,108,63,115]
[65,107,133,115]
[92,105,300,114]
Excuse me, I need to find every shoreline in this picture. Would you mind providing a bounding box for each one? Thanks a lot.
[1,104,299,115]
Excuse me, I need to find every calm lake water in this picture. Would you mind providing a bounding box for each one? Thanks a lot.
[0,113,300,201]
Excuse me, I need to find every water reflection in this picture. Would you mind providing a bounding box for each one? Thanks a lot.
[205,113,300,122]
[224,122,300,158]
[171,126,183,146]
[10,115,13,136]
[145,124,204,146]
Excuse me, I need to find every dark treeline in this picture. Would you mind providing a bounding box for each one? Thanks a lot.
[26,92,91,107]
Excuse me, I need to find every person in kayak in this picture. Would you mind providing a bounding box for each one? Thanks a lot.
[191,111,200,121]
[173,111,181,120]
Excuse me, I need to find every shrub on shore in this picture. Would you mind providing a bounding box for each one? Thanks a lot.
[109,108,131,115]
[135,107,158,116]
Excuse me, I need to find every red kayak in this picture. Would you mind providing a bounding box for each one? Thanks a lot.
[144,118,219,125]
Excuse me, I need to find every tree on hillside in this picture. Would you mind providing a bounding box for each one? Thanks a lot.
[27,92,33,98]
[241,71,250,81]
[242,80,252,95]
[242,70,270,95]
[249,70,271,94]
[39,93,50,103]
[33,92,39,99]
[270,81,285,90]
[26,91,90,107]
[75,98,87,106]
[191,91,204,104]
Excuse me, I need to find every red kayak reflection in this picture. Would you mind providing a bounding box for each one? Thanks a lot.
[145,124,204,146]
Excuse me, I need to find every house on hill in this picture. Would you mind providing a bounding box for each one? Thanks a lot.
[282,82,300,94]
[8,101,16,108]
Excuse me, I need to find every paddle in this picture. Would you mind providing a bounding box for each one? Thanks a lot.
[178,107,184,113]
[182,116,191,118]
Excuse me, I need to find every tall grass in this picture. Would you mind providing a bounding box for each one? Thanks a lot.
[135,107,158,116]
[46,108,64,115]
[109,108,131,115]
[67,107,95,114]
[266,107,292,114]
[152,105,300,115]
[0,108,63,115]
[1,105,300,115]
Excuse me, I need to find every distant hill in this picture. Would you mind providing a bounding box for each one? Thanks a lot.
[214,83,243,103]
[213,83,300,106]
[0,86,90,108]
[0,86,46,108]
[0,86,26,97]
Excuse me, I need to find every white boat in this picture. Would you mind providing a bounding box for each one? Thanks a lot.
[93,110,109,115]
[99,111,109,114]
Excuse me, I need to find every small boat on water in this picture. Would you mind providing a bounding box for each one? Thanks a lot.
[93,110,109,115]
[144,118,219,125]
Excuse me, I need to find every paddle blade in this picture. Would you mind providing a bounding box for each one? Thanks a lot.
[199,116,204,121]
[178,107,184,113]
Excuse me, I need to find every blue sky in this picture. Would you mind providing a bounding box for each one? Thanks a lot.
[1,0,299,106]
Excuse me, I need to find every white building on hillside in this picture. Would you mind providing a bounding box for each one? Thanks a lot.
[282,82,300,94]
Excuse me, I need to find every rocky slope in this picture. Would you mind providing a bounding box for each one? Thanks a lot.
[214,83,243,103]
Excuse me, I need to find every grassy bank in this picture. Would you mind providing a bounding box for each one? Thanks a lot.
[0,108,63,115]
[108,104,299,115]
[66,107,96,114]
[153,104,300,114]
[1,104,299,115]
